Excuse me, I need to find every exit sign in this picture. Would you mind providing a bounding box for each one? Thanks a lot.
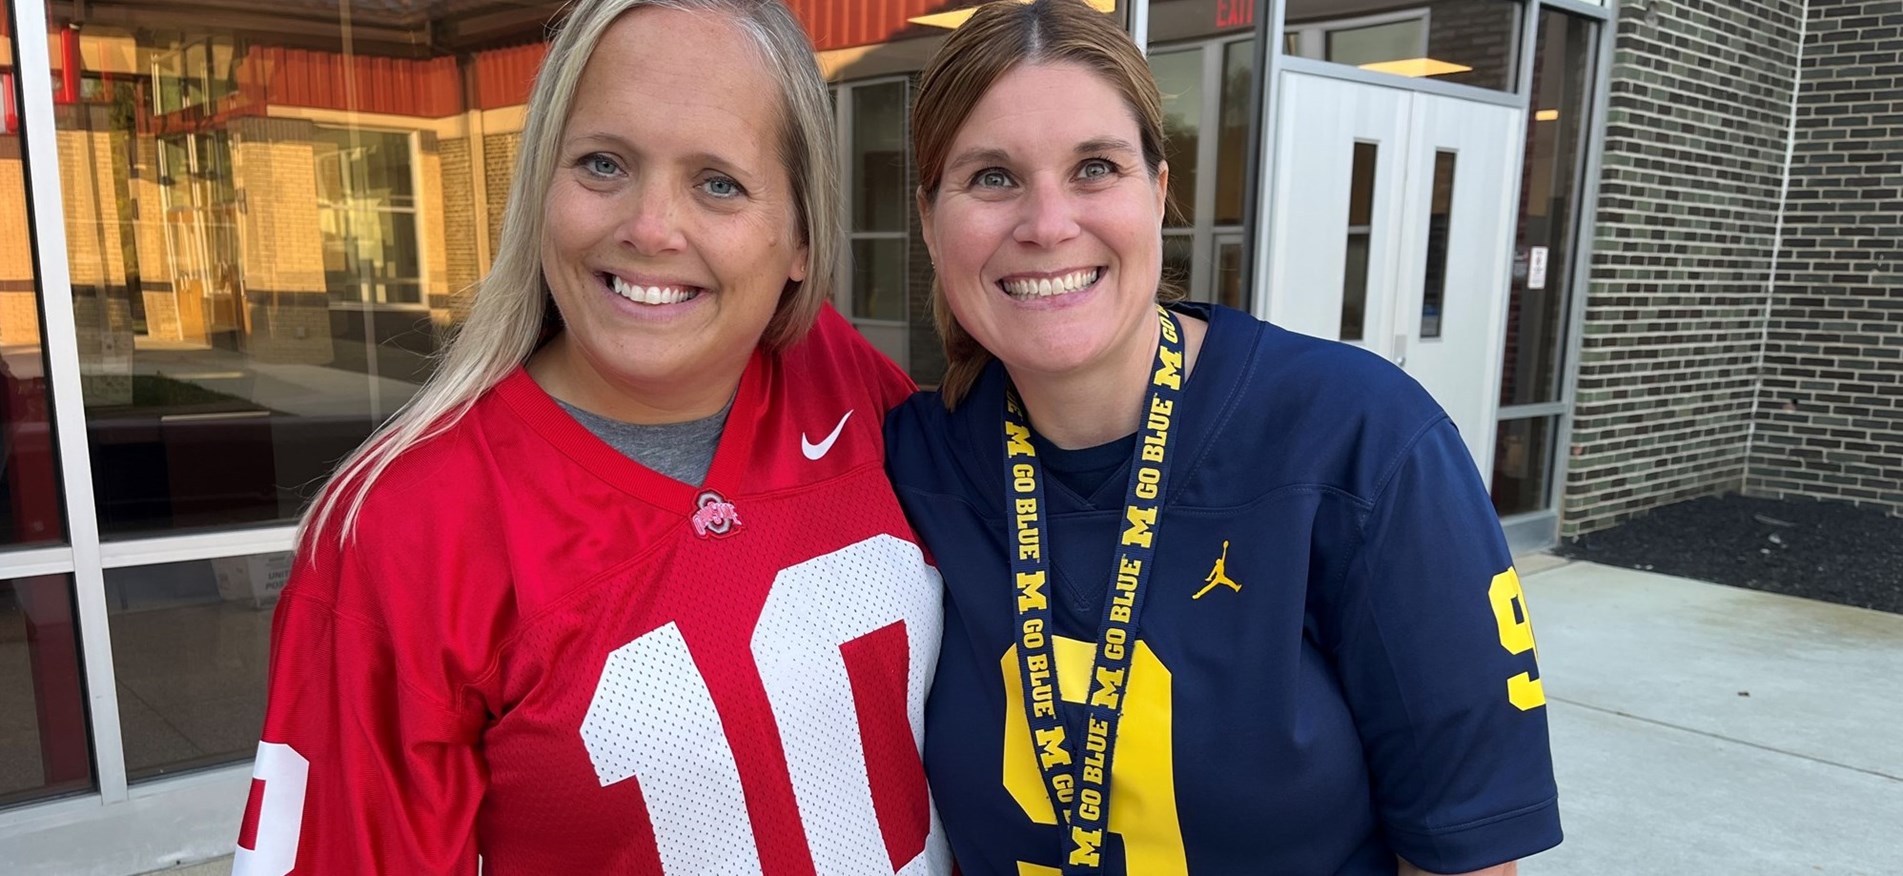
[1215,0,1255,29]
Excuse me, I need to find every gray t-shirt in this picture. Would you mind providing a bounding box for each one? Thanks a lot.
[555,397,731,487]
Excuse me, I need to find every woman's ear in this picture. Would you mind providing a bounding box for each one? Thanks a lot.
[916,187,937,267]
[1154,160,1171,221]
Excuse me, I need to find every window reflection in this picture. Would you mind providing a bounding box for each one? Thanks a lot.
[1150,49,1202,227]
[1501,10,1597,408]
[1216,40,1254,226]
[43,5,550,536]
[851,81,907,234]
[1420,150,1457,339]
[1216,239,1245,312]
[1284,1,1521,93]
[0,35,67,550]
[1145,3,1257,304]
[2,0,92,810]
[1341,142,1378,342]
[0,575,92,805]
[107,553,285,782]
[1492,416,1555,515]
[1163,234,1194,295]
[844,79,909,330]
[25,0,1261,541]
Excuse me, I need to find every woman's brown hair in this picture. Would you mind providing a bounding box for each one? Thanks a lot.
[912,0,1181,408]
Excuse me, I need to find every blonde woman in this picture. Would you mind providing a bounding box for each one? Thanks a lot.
[234,0,948,871]
[886,1,1560,873]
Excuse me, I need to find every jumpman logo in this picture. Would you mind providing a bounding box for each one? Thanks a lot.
[1193,540,1240,599]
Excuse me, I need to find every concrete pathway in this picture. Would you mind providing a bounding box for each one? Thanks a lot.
[1521,560,1902,876]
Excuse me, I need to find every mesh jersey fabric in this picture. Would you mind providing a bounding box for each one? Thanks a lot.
[885,302,1562,875]
[238,307,951,876]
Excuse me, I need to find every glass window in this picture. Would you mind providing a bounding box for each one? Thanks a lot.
[851,82,907,233]
[851,238,907,322]
[3,0,92,810]
[1150,49,1202,227]
[315,128,423,307]
[843,79,909,329]
[0,65,67,550]
[1341,142,1378,342]
[1420,151,1457,339]
[0,575,93,805]
[1163,233,1194,296]
[1216,40,1255,226]
[107,553,287,781]
[1501,10,1598,408]
[44,5,559,537]
[1492,416,1556,516]
[1284,1,1521,93]
[1327,19,1427,68]
[1216,238,1245,312]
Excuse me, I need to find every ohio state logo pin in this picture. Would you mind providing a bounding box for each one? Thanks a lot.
[690,490,743,539]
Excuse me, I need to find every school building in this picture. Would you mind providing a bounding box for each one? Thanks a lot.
[0,0,1896,871]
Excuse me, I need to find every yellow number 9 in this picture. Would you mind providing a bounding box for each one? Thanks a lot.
[1001,638,1187,875]
[1487,567,1546,711]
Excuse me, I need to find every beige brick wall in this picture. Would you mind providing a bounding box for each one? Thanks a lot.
[132,136,191,343]
[0,142,40,347]
[230,117,333,365]
[58,106,135,404]
[439,136,481,321]
[483,132,520,265]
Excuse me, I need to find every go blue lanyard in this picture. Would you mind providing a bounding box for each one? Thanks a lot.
[1002,306,1186,875]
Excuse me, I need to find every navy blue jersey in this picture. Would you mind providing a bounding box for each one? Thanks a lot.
[886,303,1560,875]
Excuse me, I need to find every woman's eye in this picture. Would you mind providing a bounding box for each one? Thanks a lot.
[1078,159,1115,180]
[700,176,744,198]
[975,169,1013,188]
[581,154,621,177]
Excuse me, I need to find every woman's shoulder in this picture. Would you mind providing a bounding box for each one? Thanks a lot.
[304,392,514,563]
[286,386,532,628]
[1188,305,1453,502]
[884,377,1001,504]
[1202,304,1446,433]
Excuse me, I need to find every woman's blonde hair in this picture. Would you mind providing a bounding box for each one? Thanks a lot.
[302,0,840,546]
[912,0,1182,409]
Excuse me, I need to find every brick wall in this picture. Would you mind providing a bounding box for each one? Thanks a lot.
[439,136,482,309]
[58,105,135,404]
[229,116,335,365]
[1562,0,1805,536]
[1748,0,1903,512]
[417,132,450,303]
[483,132,521,265]
[0,136,39,348]
[1427,0,1521,92]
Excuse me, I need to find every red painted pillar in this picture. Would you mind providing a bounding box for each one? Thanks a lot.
[57,26,80,105]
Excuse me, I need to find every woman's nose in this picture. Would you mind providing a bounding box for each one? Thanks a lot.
[619,185,687,255]
[1013,176,1082,248]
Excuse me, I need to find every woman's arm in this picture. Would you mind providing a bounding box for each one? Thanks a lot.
[1328,415,1563,872]
[235,547,486,875]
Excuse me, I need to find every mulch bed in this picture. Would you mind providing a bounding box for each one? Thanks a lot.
[1555,493,1903,615]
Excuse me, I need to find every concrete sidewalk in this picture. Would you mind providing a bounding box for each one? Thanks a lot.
[1519,558,1902,876]
[145,557,1903,876]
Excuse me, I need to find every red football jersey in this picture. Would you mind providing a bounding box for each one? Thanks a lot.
[236,309,949,875]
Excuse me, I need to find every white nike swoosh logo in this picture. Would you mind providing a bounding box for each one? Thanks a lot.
[801,410,854,460]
